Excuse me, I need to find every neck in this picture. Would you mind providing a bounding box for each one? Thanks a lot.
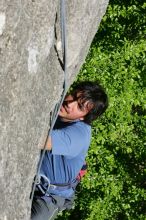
[59,117,81,123]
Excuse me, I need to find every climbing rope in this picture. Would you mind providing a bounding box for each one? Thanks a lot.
[30,0,67,203]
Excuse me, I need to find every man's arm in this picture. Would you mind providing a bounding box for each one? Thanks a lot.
[45,136,52,150]
[40,136,52,150]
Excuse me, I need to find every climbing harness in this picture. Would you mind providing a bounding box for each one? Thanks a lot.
[30,0,68,203]
[33,163,88,198]
[34,174,75,197]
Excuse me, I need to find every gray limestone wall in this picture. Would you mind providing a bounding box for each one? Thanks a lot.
[0,0,109,219]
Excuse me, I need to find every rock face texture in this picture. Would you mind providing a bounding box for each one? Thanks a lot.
[0,0,109,219]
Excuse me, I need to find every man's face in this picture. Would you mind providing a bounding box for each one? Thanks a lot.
[59,93,92,122]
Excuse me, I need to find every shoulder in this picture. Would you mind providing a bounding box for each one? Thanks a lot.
[54,119,91,135]
[74,120,91,135]
[62,120,91,137]
[51,120,91,156]
[64,120,91,147]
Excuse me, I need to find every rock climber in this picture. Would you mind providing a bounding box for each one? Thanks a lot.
[31,80,108,220]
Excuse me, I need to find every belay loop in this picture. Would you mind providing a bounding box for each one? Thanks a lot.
[30,0,67,203]
[35,174,51,196]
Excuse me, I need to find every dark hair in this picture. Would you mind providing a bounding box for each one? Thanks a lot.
[71,81,108,125]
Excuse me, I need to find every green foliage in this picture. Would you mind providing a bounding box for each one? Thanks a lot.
[58,0,146,219]
[93,0,146,52]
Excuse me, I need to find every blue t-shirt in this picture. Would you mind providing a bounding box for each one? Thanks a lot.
[40,117,91,198]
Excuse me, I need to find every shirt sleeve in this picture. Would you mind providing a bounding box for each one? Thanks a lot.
[51,122,91,157]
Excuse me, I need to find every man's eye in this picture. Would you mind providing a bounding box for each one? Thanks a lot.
[78,103,84,111]
[63,100,73,105]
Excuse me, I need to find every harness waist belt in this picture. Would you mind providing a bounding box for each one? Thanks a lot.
[35,174,78,195]
[49,183,73,191]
